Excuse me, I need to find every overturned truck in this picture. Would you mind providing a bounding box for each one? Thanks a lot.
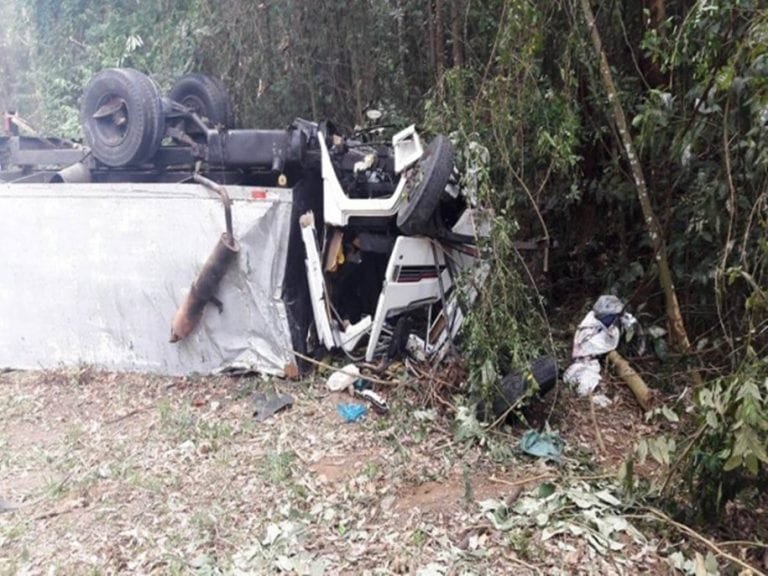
[0,69,486,376]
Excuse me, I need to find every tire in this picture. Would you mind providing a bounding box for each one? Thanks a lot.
[120,68,164,159]
[397,134,454,236]
[529,355,558,396]
[169,74,233,129]
[81,68,163,167]
[491,355,559,417]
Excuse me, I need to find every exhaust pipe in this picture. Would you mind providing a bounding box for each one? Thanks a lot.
[50,162,91,183]
[170,173,240,342]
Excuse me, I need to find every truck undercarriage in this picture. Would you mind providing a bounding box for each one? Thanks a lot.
[0,68,486,376]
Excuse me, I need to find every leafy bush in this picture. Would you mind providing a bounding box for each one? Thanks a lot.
[684,356,768,519]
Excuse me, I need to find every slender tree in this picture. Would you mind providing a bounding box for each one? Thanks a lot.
[579,0,695,356]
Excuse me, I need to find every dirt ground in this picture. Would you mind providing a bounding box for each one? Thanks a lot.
[0,368,764,575]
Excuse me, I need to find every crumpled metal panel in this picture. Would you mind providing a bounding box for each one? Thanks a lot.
[0,182,297,375]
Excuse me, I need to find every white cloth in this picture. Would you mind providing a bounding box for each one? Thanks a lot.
[564,307,637,396]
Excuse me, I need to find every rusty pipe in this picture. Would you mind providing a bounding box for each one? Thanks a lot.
[193,172,233,237]
[170,174,239,342]
[170,232,239,342]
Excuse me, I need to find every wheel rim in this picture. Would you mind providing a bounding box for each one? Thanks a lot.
[92,94,129,147]
[179,94,207,118]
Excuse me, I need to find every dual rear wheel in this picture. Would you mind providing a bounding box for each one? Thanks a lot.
[81,69,231,167]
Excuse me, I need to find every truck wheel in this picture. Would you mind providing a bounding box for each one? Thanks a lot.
[169,74,233,129]
[119,68,164,160]
[81,68,163,167]
[396,134,454,236]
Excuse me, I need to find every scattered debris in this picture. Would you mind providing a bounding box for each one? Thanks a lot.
[326,364,360,392]
[519,429,563,461]
[352,378,389,414]
[563,358,603,397]
[252,392,295,422]
[336,403,368,423]
[563,295,638,397]
[481,482,645,556]
[2,369,763,573]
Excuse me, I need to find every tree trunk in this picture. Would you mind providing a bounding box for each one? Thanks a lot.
[426,0,436,81]
[450,0,464,69]
[395,0,407,82]
[640,0,668,87]
[434,0,445,100]
[644,0,666,27]
[579,0,693,354]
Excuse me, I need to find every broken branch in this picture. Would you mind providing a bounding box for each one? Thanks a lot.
[607,350,654,410]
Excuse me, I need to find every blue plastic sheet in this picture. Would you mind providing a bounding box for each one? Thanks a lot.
[519,429,563,461]
[337,403,368,423]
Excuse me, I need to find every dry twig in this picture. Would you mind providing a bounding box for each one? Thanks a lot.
[646,506,767,576]
[590,395,607,455]
[290,350,400,387]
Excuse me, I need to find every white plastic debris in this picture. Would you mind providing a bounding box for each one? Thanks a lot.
[405,334,428,362]
[570,311,621,358]
[564,295,637,396]
[563,358,602,396]
[592,393,613,407]
[326,363,360,392]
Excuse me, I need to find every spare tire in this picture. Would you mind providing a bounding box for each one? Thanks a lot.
[491,355,559,418]
[81,68,163,167]
[397,134,454,236]
[169,74,233,129]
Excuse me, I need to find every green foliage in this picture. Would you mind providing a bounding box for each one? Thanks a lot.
[683,356,768,519]
[422,3,579,408]
[459,136,550,399]
[628,2,768,339]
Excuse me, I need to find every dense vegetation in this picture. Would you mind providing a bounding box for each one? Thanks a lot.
[1,0,766,522]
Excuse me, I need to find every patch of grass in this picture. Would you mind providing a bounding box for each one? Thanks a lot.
[158,400,195,439]
[191,508,221,542]
[261,451,295,484]
[487,434,517,463]
[462,464,474,506]
[290,483,309,502]
[135,473,165,493]
[63,424,85,447]
[363,461,381,480]
[506,529,534,561]
[410,528,427,547]
[0,559,23,576]
[234,378,260,400]
[0,520,28,546]
[159,556,189,576]
[196,419,234,444]
[68,364,95,388]
[0,434,10,470]
[158,400,234,450]
[44,474,71,499]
